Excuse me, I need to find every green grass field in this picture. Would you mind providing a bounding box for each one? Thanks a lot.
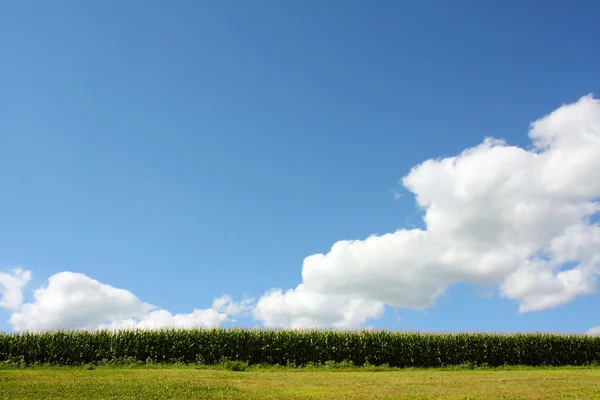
[1,365,599,399]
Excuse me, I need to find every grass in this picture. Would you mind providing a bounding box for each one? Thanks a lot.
[0,364,599,399]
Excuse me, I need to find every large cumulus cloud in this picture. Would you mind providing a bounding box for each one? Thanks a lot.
[253,95,600,328]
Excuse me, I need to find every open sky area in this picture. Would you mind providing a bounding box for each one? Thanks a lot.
[1,0,600,334]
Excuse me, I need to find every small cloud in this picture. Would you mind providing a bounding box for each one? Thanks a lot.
[0,268,32,310]
[212,295,255,316]
[587,326,600,335]
[390,188,403,200]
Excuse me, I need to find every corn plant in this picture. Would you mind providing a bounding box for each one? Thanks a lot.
[0,328,598,367]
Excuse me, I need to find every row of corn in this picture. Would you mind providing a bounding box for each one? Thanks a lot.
[1,329,598,367]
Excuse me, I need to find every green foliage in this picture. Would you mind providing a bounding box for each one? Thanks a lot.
[0,328,598,368]
[221,360,248,371]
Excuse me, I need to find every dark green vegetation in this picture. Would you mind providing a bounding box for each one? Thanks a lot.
[1,329,599,368]
[1,365,600,399]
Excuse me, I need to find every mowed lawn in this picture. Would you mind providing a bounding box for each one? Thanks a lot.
[1,366,599,399]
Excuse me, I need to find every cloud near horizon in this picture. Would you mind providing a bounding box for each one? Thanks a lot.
[588,326,600,336]
[1,95,600,332]
[0,270,253,332]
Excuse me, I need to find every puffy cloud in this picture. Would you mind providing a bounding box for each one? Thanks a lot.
[98,309,228,331]
[9,271,251,332]
[100,295,255,331]
[254,95,600,328]
[501,224,600,313]
[253,284,385,329]
[212,295,255,317]
[0,268,32,310]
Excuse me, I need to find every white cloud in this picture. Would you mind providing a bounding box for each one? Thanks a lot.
[98,308,229,331]
[8,271,252,332]
[0,268,32,310]
[588,326,600,336]
[212,294,254,317]
[254,94,600,328]
[100,294,255,331]
[253,284,385,329]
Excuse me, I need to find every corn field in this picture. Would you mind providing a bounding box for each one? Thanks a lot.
[1,329,599,367]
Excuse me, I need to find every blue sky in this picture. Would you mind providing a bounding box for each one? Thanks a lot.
[1,0,600,333]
